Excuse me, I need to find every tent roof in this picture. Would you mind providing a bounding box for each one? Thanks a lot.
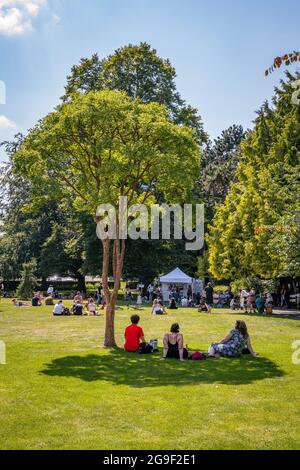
[159,268,193,284]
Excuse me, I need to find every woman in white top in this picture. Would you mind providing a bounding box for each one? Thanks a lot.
[86,298,97,316]
[151,300,166,315]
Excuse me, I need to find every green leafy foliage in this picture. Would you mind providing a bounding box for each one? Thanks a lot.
[13,90,200,216]
[16,259,38,299]
[207,73,300,281]
[63,42,206,143]
[200,125,245,223]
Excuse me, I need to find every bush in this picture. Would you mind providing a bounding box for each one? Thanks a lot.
[16,260,38,300]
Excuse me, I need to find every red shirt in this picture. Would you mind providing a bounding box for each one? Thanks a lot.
[124,324,144,352]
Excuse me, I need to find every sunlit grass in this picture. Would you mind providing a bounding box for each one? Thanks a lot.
[0,300,299,449]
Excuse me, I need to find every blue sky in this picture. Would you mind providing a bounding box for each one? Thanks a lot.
[0,0,300,161]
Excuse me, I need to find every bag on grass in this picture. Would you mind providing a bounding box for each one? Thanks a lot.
[138,343,153,354]
[190,352,207,360]
[149,339,158,351]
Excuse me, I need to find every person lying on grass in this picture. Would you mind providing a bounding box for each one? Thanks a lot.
[162,323,188,361]
[12,299,30,307]
[208,320,257,358]
[124,315,146,352]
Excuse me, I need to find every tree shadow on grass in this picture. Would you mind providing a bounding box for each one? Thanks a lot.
[40,348,284,388]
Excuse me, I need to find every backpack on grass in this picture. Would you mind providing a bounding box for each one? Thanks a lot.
[138,343,153,354]
[189,352,207,360]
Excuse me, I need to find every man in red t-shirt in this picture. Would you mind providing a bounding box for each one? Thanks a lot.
[124,315,145,352]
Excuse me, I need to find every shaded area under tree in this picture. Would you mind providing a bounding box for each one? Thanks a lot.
[41,349,284,388]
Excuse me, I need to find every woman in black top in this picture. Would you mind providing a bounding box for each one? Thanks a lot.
[162,323,188,361]
[169,298,178,310]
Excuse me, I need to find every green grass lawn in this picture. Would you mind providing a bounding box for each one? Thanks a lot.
[0,300,299,450]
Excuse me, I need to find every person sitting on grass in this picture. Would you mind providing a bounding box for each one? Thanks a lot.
[181,296,188,307]
[53,300,64,316]
[162,323,188,361]
[74,292,83,304]
[36,291,43,304]
[73,302,83,316]
[198,298,208,312]
[169,298,178,310]
[151,299,166,315]
[124,315,146,352]
[32,292,42,307]
[230,297,241,311]
[85,298,98,316]
[44,296,54,306]
[208,320,257,358]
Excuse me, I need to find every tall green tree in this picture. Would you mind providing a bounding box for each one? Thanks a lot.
[63,42,206,143]
[200,124,245,223]
[0,164,87,288]
[196,125,245,282]
[207,73,300,282]
[12,90,200,347]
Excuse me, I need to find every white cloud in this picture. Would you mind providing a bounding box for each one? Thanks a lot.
[0,0,47,35]
[0,115,16,129]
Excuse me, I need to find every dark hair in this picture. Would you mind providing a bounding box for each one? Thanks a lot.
[170,323,180,333]
[131,315,140,324]
[235,320,249,338]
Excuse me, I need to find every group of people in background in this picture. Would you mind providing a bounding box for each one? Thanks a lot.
[231,289,274,315]
[124,315,257,361]
[8,279,297,317]
[53,292,105,316]
[200,284,275,315]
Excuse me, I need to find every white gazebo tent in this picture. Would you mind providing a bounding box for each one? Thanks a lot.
[159,268,193,302]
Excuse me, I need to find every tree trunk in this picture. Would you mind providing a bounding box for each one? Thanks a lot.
[41,276,47,291]
[104,303,117,347]
[101,236,126,348]
[75,271,86,293]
